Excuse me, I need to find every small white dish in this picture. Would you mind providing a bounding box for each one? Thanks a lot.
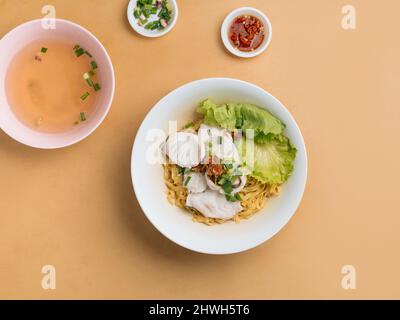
[127,0,178,38]
[131,78,307,254]
[221,7,273,58]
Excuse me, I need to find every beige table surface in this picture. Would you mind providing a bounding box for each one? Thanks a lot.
[1,0,400,299]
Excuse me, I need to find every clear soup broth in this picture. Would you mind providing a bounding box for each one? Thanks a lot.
[5,38,99,133]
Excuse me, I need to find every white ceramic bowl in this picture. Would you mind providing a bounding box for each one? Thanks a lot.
[221,7,272,58]
[131,78,307,254]
[127,0,178,38]
[0,19,115,149]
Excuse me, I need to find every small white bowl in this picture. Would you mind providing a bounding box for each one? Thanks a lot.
[127,0,178,38]
[0,19,115,149]
[221,7,273,58]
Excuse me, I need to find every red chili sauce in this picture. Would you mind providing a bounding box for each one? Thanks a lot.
[229,15,265,52]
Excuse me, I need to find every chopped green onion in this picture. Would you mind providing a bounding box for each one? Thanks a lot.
[88,70,95,77]
[184,121,194,129]
[80,112,87,122]
[134,8,141,19]
[86,78,94,87]
[83,73,90,80]
[222,180,233,194]
[90,61,98,70]
[183,176,191,187]
[177,166,185,175]
[223,163,233,170]
[218,136,223,144]
[151,21,161,30]
[226,193,241,202]
[84,51,93,58]
[80,92,90,101]
[41,47,48,53]
[218,177,227,186]
[145,21,157,29]
[73,45,80,51]
[93,83,101,92]
[75,47,85,57]
[143,9,151,18]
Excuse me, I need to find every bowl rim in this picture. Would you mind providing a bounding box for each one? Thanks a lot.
[131,77,308,255]
[221,7,273,58]
[0,18,115,149]
[127,0,179,38]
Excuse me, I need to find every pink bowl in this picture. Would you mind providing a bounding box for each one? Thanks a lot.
[0,19,115,149]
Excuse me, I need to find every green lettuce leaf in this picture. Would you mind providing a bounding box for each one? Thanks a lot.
[197,99,285,141]
[235,134,297,185]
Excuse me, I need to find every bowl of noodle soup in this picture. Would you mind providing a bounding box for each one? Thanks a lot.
[131,78,307,254]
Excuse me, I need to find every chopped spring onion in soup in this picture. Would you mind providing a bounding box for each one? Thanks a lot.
[74,47,85,57]
[80,112,87,122]
[80,92,90,101]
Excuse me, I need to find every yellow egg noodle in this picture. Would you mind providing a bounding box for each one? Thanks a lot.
[163,163,280,225]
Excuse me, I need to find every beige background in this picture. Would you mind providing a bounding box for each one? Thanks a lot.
[1,0,400,299]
